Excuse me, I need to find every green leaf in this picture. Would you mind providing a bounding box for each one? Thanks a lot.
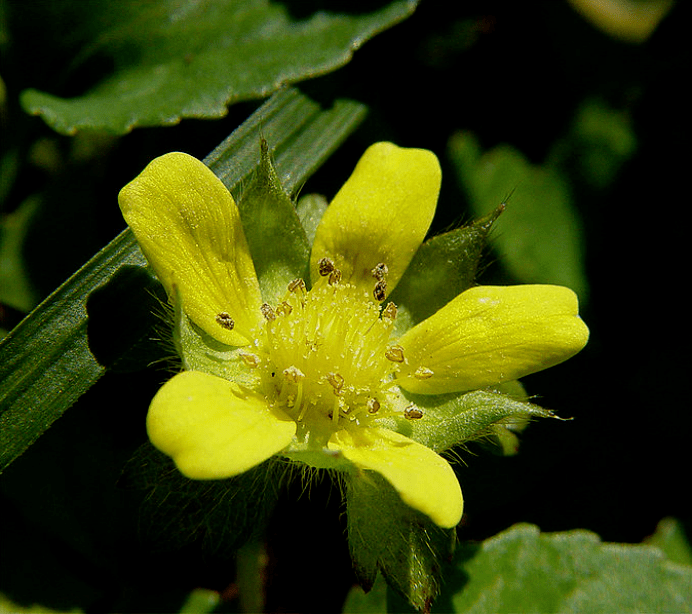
[346,471,455,612]
[448,132,588,301]
[0,87,366,473]
[20,0,415,135]
[0,229,150,474]
[450,523,692,613]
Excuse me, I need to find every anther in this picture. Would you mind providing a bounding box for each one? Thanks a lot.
[239,351,260,368]
[318,257,336,277]
[414,366,434,379]
[326,372,344,394]
[404,405,424,420]
[385,345,405,363]
[328,268,342,285]
[215,312,235,330]
[382,302,397,320]
[283,366,305,383]
[367,398,381,414]
[371,262,388,281]
[261,303,276,321]
[276,301,293,317]
[288,278,306,293]
[373,279,387,302]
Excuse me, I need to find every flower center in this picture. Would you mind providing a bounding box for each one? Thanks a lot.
[241,260,405,430]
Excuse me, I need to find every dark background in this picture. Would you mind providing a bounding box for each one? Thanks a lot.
[1,1,688,612]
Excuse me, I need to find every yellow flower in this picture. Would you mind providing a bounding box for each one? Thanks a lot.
[119,142,589,530]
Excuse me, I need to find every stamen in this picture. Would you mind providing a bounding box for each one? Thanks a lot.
[283,365,305,383]
[328,268,342,285]
[382,302,397,320]
[297,394,310,421]
[276,301,293,317]
[404,405,424,419]
[326,372,344,395]
[318,257,336,277]
[367,398,381,414]
[371,262,388,280]
[249,274,401,428]
[373,279,387,302]
[288,278,306,293]
[332,395,341,422]
[414,366,434,379]
[261,303,276,322]
[239,351,260,368]
[295,382,305,416]
[385,345,405,363]
[215,312,235,330]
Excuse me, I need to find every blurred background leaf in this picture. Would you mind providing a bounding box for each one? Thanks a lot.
[449,132,589,301]
[646,518,692,568]
[548,97,637,190]
[566,0,675,43]
[0,196,40,317]
[177,589,220,614]
[17,0,416,134]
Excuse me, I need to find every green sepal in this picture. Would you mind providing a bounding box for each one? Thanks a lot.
[481,381,532,456]
[346,470,455,612]
[236,139,311,306]
[296,193,328,247]
[281,423,355,472]
[389,207,503,335]
[280,448,353,471]
[378,388,554,453]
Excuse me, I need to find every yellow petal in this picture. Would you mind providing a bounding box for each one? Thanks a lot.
[329,427,463,528]
[119,152,263,346]
[397,285,589,394]
[147,371,296,480]
[310,142,440,298]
